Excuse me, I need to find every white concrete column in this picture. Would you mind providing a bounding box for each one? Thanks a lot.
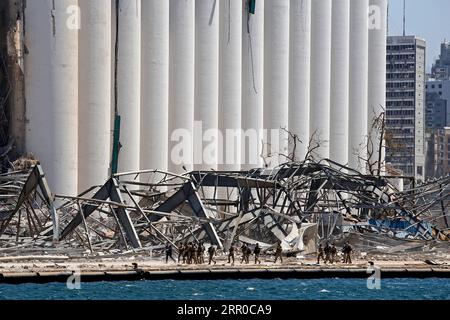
[169,0,196,173]
[25,0,79,195]
[195,0,219,171]
[78,0,112,191]
[310,0,332,160]
[25,0,52,183]
[289,0,311,161]
[141,0,169,171]
[117,0,141,173]
[368,0,388,174]
[330,0,350,165]
[242,0,264,170]
[349,0,369,171]
[219,0,242,171]
[264,0,290,166]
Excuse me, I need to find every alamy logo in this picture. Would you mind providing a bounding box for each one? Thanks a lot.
[66,268,81,290]
[66,5,81,30]
[367,264,381,290]
[368,4,383,30]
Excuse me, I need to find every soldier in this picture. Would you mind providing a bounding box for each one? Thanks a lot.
[347,243,353,264]
[165,243,176,263]
[324,242,331,264]
[182,242,190,264]
[192,243,198,264]
[330,243,337,264]
[343,242,353,264]
[317,244,325,264]
[246,246,252,264]
[254,243,261,264]
[200,242,206,264]
[208,245,217,265]
[241,243,248,264]
[228,243,235,265]
[274,242,283,263]
[178,243,185,264]
[197,242,204,264]
[186,242,193,264]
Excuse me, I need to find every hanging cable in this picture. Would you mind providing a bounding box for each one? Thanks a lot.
[246,1,258,94]
[227,0,231,45]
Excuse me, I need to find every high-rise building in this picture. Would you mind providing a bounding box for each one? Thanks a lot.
[386,36,426,180]
[426,92,448,129]
[426,79,450,124]
[425,43,450,179]
[426,127,450,178]
[431,41,450,80]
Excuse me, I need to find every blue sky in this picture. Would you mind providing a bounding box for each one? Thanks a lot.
[388,0,450,71]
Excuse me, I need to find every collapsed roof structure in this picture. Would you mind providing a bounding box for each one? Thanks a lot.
[0,160,449,256]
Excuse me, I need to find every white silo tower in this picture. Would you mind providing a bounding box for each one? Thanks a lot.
[264,0,290,166]
[310,0,332,160]
[289,0,311,161]
[195,0,220,171]
[348,0,369,172]
[117,0,141,174]
[141,0,170,172]
[242,0,265,170]
[169,0,196,174]
[219,0,242,171]
[26,0,79,195]
[78,0,112,192]
[25,0,52,183]
[368,0,388,174]
[330,0,350,166]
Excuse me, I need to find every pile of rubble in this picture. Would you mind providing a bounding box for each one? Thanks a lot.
[0,159,448,257]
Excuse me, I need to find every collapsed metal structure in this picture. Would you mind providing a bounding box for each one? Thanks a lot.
[0,160,449,256]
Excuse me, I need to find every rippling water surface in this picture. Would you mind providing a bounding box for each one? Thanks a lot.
[0,278,449,300]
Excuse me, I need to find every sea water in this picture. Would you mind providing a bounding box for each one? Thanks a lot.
[0,278,449,300]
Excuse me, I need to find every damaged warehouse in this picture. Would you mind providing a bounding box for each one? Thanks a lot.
[0,160,448,260]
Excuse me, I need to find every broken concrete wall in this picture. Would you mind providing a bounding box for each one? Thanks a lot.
[7,0,26,157]
[0,0,26,157]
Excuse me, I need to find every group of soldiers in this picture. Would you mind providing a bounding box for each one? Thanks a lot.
[227,243,263,265]
[172,242,210,264]
[167,241,353,265]
[317,241,353,264]
[165,241,285,265]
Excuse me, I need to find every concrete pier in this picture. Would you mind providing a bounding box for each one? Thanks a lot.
[0,261,448,284]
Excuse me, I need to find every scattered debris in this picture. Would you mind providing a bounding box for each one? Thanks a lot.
[0,160,448,258]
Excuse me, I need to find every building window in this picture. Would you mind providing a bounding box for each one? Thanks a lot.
[417,166,423,176]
